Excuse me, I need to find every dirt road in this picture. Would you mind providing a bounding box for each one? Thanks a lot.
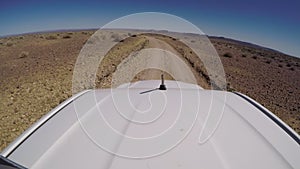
[116,36,198,86]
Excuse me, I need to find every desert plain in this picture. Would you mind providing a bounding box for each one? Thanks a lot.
[0,30,299,151]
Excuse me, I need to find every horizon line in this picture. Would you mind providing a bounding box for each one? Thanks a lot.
[0,28,298,58]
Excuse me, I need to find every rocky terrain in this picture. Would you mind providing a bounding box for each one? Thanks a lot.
[0,30,299,151]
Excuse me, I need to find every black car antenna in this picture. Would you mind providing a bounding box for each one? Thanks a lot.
[140,74,167,94]
[159,74,167,90]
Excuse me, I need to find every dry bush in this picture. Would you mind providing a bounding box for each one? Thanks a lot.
[19,51,29,58]
[226,82,235,92]
[46,35,58,40]
[6,41,13,47]
[62,35,71,39]
[111,33,122,42]
[265,60,271,64]
[252,56,257,59]
[223,52,233,58]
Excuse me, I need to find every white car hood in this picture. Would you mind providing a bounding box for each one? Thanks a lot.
[4,80,300,169]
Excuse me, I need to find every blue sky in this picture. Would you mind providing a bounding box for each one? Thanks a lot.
[0,0,299,57]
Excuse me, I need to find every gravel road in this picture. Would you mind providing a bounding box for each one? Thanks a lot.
[113,36,198,87]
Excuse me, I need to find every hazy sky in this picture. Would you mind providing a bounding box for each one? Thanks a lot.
[0,0,299,57]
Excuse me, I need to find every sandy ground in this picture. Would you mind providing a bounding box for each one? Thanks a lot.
[210,37,300,133]
[0,30,299,151]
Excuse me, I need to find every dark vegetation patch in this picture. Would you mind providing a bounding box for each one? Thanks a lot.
[223,52,233,58]
[265,60,271,64]
[62,35,72,39]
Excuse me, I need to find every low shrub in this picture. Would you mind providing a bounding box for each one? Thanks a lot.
[46,35,57,40]
[62,35,71,39]
[223,52,233,58]
[111,33,122,42]
[19,51,29,58]
[265,60,271,64]
[6,41,13,47]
